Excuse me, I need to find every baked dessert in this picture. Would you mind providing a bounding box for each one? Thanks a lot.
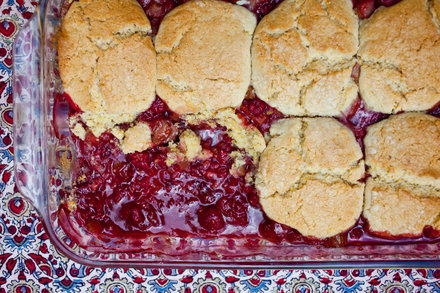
[155,0,256,114]
[251,0,358,116]
[359,0,440,113]
[55,0,440,250]
[256,118,364,238]
[364,113,440,235]
[58,0,156,136]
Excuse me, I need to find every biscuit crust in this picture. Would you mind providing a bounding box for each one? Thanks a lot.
[256,118,364,238]
[251,0,358,116]
[359,0,440,113]
[58,0,156,136]
[155,0,257,114]
[364,113,440,235]
[365,113,440,190]
[364,178,440,236]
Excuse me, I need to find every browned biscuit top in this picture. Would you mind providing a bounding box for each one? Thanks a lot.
[364,178,440,236]
[251,0,359,116]
[256,118,364,238]
[58,0,156,136]
[359,0,440,113]
[364,113,440,236]
[155,0,256,115]
[365,113,440,188]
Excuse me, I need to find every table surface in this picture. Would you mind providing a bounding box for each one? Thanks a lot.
[2,1,440,292]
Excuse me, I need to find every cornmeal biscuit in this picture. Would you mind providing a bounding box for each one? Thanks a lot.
[364,178,440,236]
[364,113,440,235]
[58,0,156,136]
[251,0,358,116]
[365,113,440,190]
[155,0,256,114]
[359,0,440,113]
[256,118,364,238]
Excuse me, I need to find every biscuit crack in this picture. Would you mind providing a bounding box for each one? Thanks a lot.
[268,172,362,201]
[298,119,307,158]
[427,0,440,35]
[158,75,211,111]
[205,77,236,83]
[368,175,440,198]
[360,60,403,74]
[158,75,193,92]
[157,26,193,54]
[315,0,355,38]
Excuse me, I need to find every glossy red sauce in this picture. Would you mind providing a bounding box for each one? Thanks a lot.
[56,0,440,251]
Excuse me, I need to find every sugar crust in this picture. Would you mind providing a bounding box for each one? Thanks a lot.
[155,0,256,114]
[58,0,156,136]
[251,0,359,116]
[364,113,440,235]
[359,0,440,113]
[256,117,364,238]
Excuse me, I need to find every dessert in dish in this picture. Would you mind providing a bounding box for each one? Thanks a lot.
[364,113,440,236]
[155,0,256,114]
[54,0,440,251]
[251,0,358,116]
[58,0,156,136]
[358,0,440,113]
[256,118,364,238]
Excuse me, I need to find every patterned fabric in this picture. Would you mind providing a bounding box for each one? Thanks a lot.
[2,1,440,292]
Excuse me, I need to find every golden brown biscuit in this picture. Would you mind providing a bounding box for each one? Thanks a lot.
[251,0,358,116]
[364,113,440,236]
[256,118,364,238]
[58,0,156,136]
[359,0,440,113]
[365,113,440,189]
[364,178,440,236]
[155,0,256,114]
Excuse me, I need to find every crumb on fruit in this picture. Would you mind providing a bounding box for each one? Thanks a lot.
[179,129,202,160]
[111,126,124,141]
[70,116,86,140]
[166,141,180,166]
[230,151,246,177]
[59,151,71,173]
[166,130,205,165]
[81,112,137,137]
[185,108,266,162]
[120,122,153,154]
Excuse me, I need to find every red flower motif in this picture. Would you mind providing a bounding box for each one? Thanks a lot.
[181,276,193,283]
[225,276,239,283]
[24,259,36,274]
[6,258,16,274]
[414,280,428,286]
[38,277,52,285]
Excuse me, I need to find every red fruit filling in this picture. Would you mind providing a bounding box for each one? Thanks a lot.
[338,96,388,148]
[57,94,440,250]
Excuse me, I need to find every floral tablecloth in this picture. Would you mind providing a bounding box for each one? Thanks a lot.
[2,1,440,292]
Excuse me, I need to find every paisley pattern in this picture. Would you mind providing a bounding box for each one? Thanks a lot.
[1,1,440,291]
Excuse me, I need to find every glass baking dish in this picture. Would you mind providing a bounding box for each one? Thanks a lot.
[12,0,440,268]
